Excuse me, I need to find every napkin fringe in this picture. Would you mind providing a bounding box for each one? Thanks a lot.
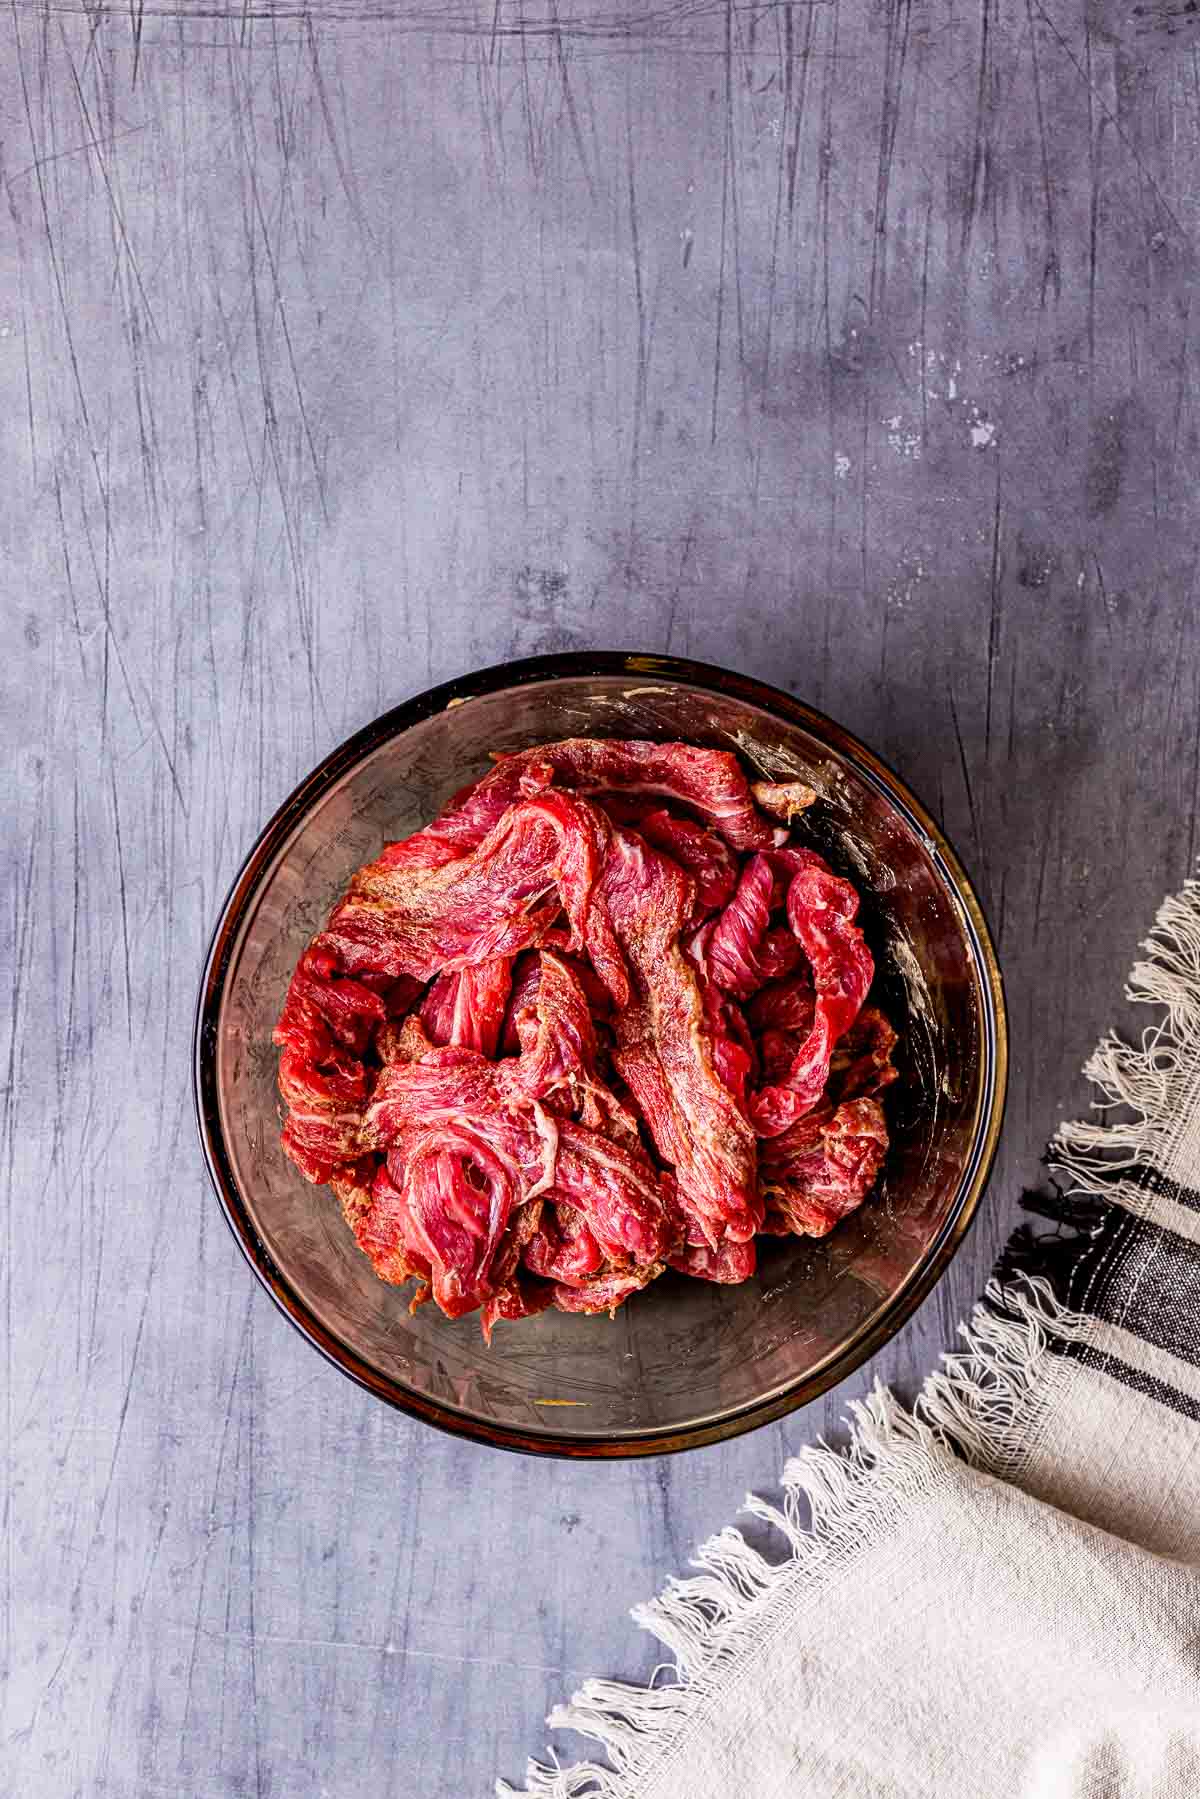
[499,881,1200,1799]
[501,1278,1089,1799]
[917,1276,1090,1481]
[1049,878,1200,1220]
[502,1288,1081,1799]
[498,1391,947,1798]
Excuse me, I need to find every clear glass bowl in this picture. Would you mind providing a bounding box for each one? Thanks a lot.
[194,653,1007,1457]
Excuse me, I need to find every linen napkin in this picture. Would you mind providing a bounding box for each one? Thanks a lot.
[501,880,1200,1798]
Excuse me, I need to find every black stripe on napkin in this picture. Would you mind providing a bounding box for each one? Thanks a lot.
[992,1190,1134,1317]
[1121,1163,1200,1215]
[1052,1338,1200,1426]
[1071,1215,1200,1374]
[994,1179,1200,1365]
[987,1149,1200,1420]
[989,1183,1200,1419]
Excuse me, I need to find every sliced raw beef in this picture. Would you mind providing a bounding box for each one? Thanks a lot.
[277,1044,369,1185]
[761,1099,889,1237]
[747,851,874,1137]
[599,828,761,1244]
[449,738,776,851]
[830,1006,900,1101]
[598,796,740,916]
[420,958,514,1056]
[274,736,896,1335]
[325,789,627,1001]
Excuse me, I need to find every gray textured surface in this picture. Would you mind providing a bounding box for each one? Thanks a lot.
[3,2,1197,1793]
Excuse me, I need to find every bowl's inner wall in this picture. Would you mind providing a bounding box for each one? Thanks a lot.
[216,675,988,1439]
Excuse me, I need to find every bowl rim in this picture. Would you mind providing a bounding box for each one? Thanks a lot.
[193,650,1008,1458]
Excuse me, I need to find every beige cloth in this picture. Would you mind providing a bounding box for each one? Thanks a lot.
[502,884,1200,1799]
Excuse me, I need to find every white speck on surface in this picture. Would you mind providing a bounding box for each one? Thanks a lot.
[834,453,851,479]
[903,345,975,405]
[969,415,996,449]
[884,415,922,459]
[886,555,925,609]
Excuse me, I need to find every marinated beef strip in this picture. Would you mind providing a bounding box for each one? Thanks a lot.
[744,850,875,1137]
[599,827,761,1245]
[324,789,626,999]
[420,958,514,1056]
[596,795,740,916]
[829,1006,900,1102]
[276,1043,370,1186]
[452,738,777,852]
[705,853,778,999]
[274,736,897,1334]
[760,1098,889,1238]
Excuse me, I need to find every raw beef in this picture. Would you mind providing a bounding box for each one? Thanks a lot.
[760,1098,889,1237]
[597,795,740,916]
[274,737,897,1334]
[447,738,778,851]
[598,828,761,1244]
[746,851,875,1137]
[420,958,514,1056]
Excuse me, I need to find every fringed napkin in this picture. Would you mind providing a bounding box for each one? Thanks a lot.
[501,881,1200,1799]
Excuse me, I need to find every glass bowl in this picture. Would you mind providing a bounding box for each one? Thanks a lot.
[194,652,1006,1457]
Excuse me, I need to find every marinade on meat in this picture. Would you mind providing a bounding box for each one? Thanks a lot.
[273,739,898,1335]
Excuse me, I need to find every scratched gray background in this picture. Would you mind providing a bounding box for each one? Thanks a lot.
[3,0,1198,1792]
